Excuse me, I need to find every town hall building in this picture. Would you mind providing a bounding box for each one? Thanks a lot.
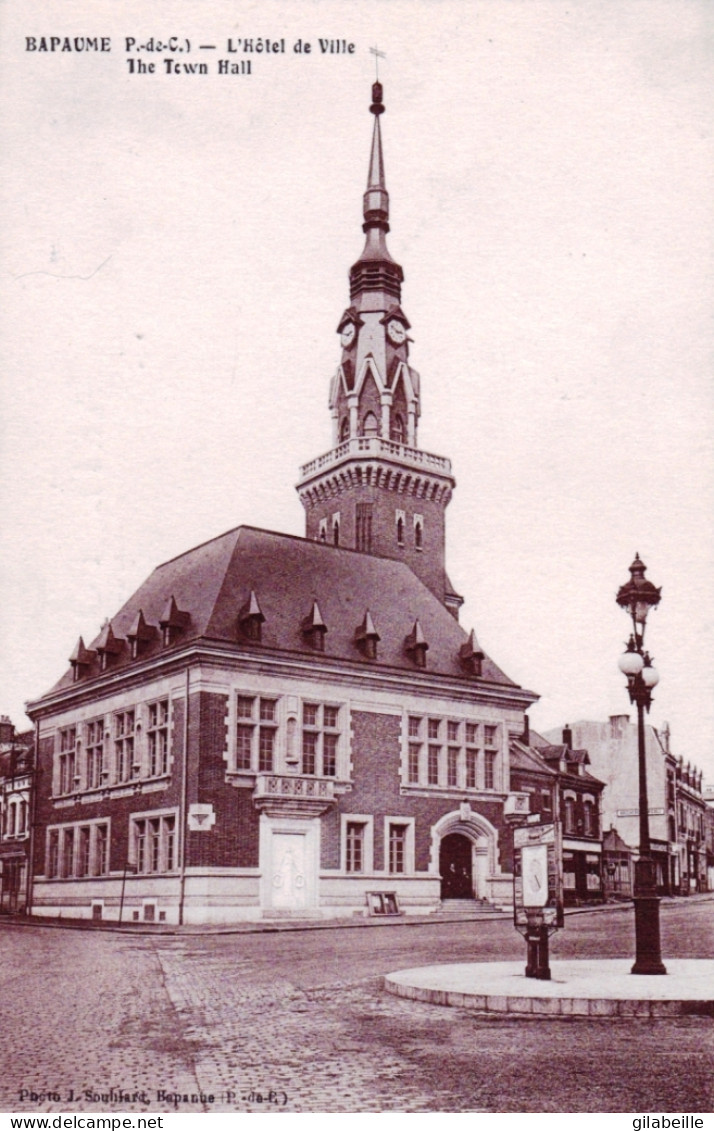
[26,83,537,924]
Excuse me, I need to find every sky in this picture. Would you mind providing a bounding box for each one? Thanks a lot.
[1,0,713,782]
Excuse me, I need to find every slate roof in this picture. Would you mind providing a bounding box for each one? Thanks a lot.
[509,739,557,777]
[45,526,530,697]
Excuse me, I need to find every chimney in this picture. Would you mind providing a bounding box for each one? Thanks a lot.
[562,724,573,750]
[521,714,530,744]
[0,715,15,744]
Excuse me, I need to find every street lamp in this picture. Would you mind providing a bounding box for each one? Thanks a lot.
[616,553,666,975]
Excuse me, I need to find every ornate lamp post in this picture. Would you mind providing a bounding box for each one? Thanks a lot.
[616,553,666,975]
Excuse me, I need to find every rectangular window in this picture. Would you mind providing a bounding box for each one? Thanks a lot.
[484,725,497,747]
[301,702,340,777]
[388,824,408,874]
[132,813,176,874]
[148,699,169,777]
[235,694,280,772]
[465,750,477,789]
[301,730,317,775]
[346,822,365,873]
[356,503,373,553]
[236,695,254,719]
[428,718,440,740]
[447,747,459,788]
[236,723,253,770]
[408,743,420,784]
[447,720,459,743]
[465,722,478,745]
[542,789,552,812]
[114,710,135,783]
[323,733,338,777]
[94,824,108,876]
[408,716,421,739]
[484,751,496,790]
[48,830,59,879]
[58,726,76,795]
[61,828,74,878]
[85,719,104,789]
[428,745,440,786]
[77,827,91,877]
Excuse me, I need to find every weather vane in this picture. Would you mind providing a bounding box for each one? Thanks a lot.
[369,45,386,80]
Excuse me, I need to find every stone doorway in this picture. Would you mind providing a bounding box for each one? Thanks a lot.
[439,832,473,899]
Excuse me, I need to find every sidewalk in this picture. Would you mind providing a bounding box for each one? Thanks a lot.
[2,892,712,936]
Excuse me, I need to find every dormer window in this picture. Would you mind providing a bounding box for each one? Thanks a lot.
[238,590,265,643]
[459,630,484,678]
[404,619,428,668]
[126,609,157,660]
[159,596,190,648]
[302,600,327,652]
[354,610,380,660]
[69,637,93,682]
[95,623,122,672]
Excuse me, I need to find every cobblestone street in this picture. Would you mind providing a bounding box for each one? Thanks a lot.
[1,900,713,1113]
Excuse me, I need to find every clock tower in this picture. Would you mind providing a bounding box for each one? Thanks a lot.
[297,82,461,616]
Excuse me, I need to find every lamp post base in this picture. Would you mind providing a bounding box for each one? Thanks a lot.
[631,860,666,975]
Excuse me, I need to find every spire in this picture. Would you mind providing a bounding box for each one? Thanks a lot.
[350,82,403,302]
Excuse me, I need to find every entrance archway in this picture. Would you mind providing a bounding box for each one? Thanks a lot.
[439,833,473,899]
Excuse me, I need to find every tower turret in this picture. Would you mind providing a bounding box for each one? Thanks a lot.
[296,83,461,616]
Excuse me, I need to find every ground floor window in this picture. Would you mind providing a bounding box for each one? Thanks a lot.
[131,812,176,874]
[345,822,365,873]
[46,820,109,879]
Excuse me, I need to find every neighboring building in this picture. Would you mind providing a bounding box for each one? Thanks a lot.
[545,717,709,895]
[601,826,634,900]
[512,728,605,905]
[26,83,537,925]
[0,716,35,914]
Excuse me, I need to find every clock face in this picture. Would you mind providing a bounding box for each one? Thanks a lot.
[340,323,356,348]
[387,319,407,345]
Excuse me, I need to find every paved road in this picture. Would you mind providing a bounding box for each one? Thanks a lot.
[1,899,712,1113]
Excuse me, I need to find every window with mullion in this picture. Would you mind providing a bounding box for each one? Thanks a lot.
[447,747,459,788]
[427,745,440,786]
[388,823,408,874]
[114,710,135,783]
[85,719,104,789]
[148,699,170,777]
[345,822,365,873]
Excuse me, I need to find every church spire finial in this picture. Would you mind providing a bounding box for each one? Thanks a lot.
[350,78,403,301]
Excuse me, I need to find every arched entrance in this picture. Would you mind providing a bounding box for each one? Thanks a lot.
[439,833,473,899]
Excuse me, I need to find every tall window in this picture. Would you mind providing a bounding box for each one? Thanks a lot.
[85,719,104,789]
[583,799,597,837]
[258,698,277,772]
[47,830,59,879]
[60,828,74,878]
[465,722,479,788]
[77,826,91,877]
[484,751,497,791]
[132,813,176,874]
[390,414,405,444]
[302,703,340,777]
[484,726,498,790]
[388,824,408,874]
[114,710,135,783]
[564,796,576,834]
[94,824,108,875]
[447,747,459,788]
[427,718,441,786]
[345,822,365,873]
[58,726,76,795]
[235,695,279,773]
[340,416,349,442]
[148,699,169,776]
[356,503,373,552]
